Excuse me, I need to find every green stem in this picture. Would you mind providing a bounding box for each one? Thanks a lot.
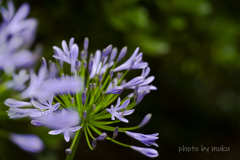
[65,128,83,160]
[89,124,130,148]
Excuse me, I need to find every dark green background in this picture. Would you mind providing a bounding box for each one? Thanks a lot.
[1,0,240,159]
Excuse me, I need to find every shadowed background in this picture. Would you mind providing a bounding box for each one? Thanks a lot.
[1,0,240,159]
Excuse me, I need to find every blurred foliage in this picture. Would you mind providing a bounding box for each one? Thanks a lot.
[1,0,240,159]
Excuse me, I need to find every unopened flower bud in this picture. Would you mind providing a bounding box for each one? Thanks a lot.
[110,69,114,80]
[97,133,108,141]
[83,110,87,120]
[116,46,127,63]
[89,83,93,90]
[138,114,152,128]
[88,59,93,73]
[112,126,119,139]
[65,148,72,155]
[92,139,97,150]
[99,74,102,83]
[83,61,87,69]
[82,91,86,105]
[84,37,89,59]
[109,47,117,62]
[80,50,85,61]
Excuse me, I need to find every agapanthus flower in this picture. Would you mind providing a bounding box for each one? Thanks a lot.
[0,2,40,74]
[30,94,60,117]
[106,97,134,123]
[126,131,159,147]
[33,109,82,142]
[6,69,29,90]
[5,37,158,159]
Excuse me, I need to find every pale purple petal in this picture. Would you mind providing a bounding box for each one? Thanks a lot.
[49,130,62,135]
[131,146,159,158]
[10,133,44,153]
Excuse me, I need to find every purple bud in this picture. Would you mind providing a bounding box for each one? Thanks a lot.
[99,74,102,83]
[93,83,96,89]
[84,37,89,59]
[138,114,152,128]
[102,45,112,60]
[112,126,119,139]
[84,37,89,51]
[82,91,86,105]
[110,69,114,79]
[88,58,93,73]
[65,148,72,155]
[116,46,127,63]
[75,60,81,71]
[81,50,85,61]
[71,98,74,105]
[97,133,108,141]
[110,47,117,62]
[83,110,87,120]
[105,86,123,94]
[89,83,93,90]
[92,139,97,150]
[83,61,87,69]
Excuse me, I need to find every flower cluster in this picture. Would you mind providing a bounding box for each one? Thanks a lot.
[0,2,44,153]
[5,37,158,158]
[2,2,159,159]
[0,1,40,74]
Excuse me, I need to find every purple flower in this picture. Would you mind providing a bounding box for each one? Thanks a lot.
[0,2,39,73]
[7,107,39,119]
[113,47,148,72]
[121,76,145,89]
[106,97,134,123]
[10,133,44,153]
[6,69,29,90]
[127,67,157,99]
[4,98,32,108]
[53,38,79,73]
[105,86,123,95]
[126,131,159,147]
[30,94,60,117]
[138,114,152,128]
[34,109,82,142]
[21,63,83,100]
[131,146,159,158]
